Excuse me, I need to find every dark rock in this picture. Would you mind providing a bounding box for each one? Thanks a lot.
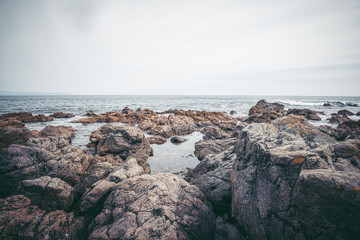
[337,119,360,140]
[0,127,39,152]
[186,151,235,215]
[50,112,75,118]
[89,125,151,173]
[245,99,285,123]
[147,135,167,144]
[230,110,237,115]
[357,111,360,116]
[83,110,97,117]
[323,102,331,106]
[170,136,188,144]
[338,109,355,116]
[215,217,244,240]
[327,113,351,124]
[287,108,322,121]
[231,115,360,239]
[0,112,53,123]
[88,173,216,240]
[201,126,231,140]
[0,195,82,240]
[21,176,74,211]
[195,138,236,160]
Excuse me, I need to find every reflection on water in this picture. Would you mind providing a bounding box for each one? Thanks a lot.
[148,131,203,174]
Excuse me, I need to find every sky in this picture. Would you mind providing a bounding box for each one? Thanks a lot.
[0,0,359,96]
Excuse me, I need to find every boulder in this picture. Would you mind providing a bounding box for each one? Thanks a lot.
[50,112,75,118]
[170,136,188,144]
[230,110,237,115]
[0,127,38,152]
[195,138,236,160]
[327,113,351,124]
[21,176,74,211]
[79,158,144,213]
[186,151,236,215]
[39,125,76,139]
[0,112,53,123]
[0,136,92,198]
[287,108,322,121]
[0,195,82,240]
[88,173,216,240]
[201,126,231,140]
[231,115,360,239]
[0,119,24,130]
[215,217,244,240]
[245,99,285,123]
[89,125,151,173]
[147,135,167,144]
[139,114,196,138]
[83,110,97,116]
[338,110,355,116]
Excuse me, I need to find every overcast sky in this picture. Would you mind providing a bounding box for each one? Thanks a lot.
[0,0,359,95]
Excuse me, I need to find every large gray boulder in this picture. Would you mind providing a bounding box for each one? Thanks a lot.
[89,125,151,173]
[231,115,360,239]
[0,136,92,198]
[21,176,74,211]
[88,173,216,240]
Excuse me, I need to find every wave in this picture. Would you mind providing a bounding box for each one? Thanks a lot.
[279,100,359,107]
[326,101,359,107]
[278,100,323,106]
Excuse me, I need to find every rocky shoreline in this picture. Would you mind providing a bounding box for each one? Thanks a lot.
[0,99,359,239]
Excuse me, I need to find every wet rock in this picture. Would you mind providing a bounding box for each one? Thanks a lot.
[357,111,360,116]
[88,173,216,240]
[0,195,82,240]
[147,135,167,144]
[0,127,39,152]
[21,176,74,211]
[79,158,144,213]
[337,119,360,140]
[338,110,355,116]
[201,126,231,140]
[323,102,331,106]
[327,113,351,124]
[245,99,285,123]
[0,112,53,123]
[230,110,237,115]
[39,125,76,139]
[0,136,92,198]
[231,115,360,239]
[195,138,236,160]
[83,110,97,117]
[0,119,24,130]
[215,217,244,240]
[287,108,322,121]
[186,151,235,215]
[50,112,75,118]
[89,125,151,173]
[170,136,188,144]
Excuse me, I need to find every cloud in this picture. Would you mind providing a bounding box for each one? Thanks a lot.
[0,0,359,95]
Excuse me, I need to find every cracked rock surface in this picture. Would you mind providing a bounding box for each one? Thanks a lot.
[231,115,360,239]
[88,173,216,240]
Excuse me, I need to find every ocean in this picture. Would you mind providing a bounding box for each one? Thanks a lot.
[1,95,359,174]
